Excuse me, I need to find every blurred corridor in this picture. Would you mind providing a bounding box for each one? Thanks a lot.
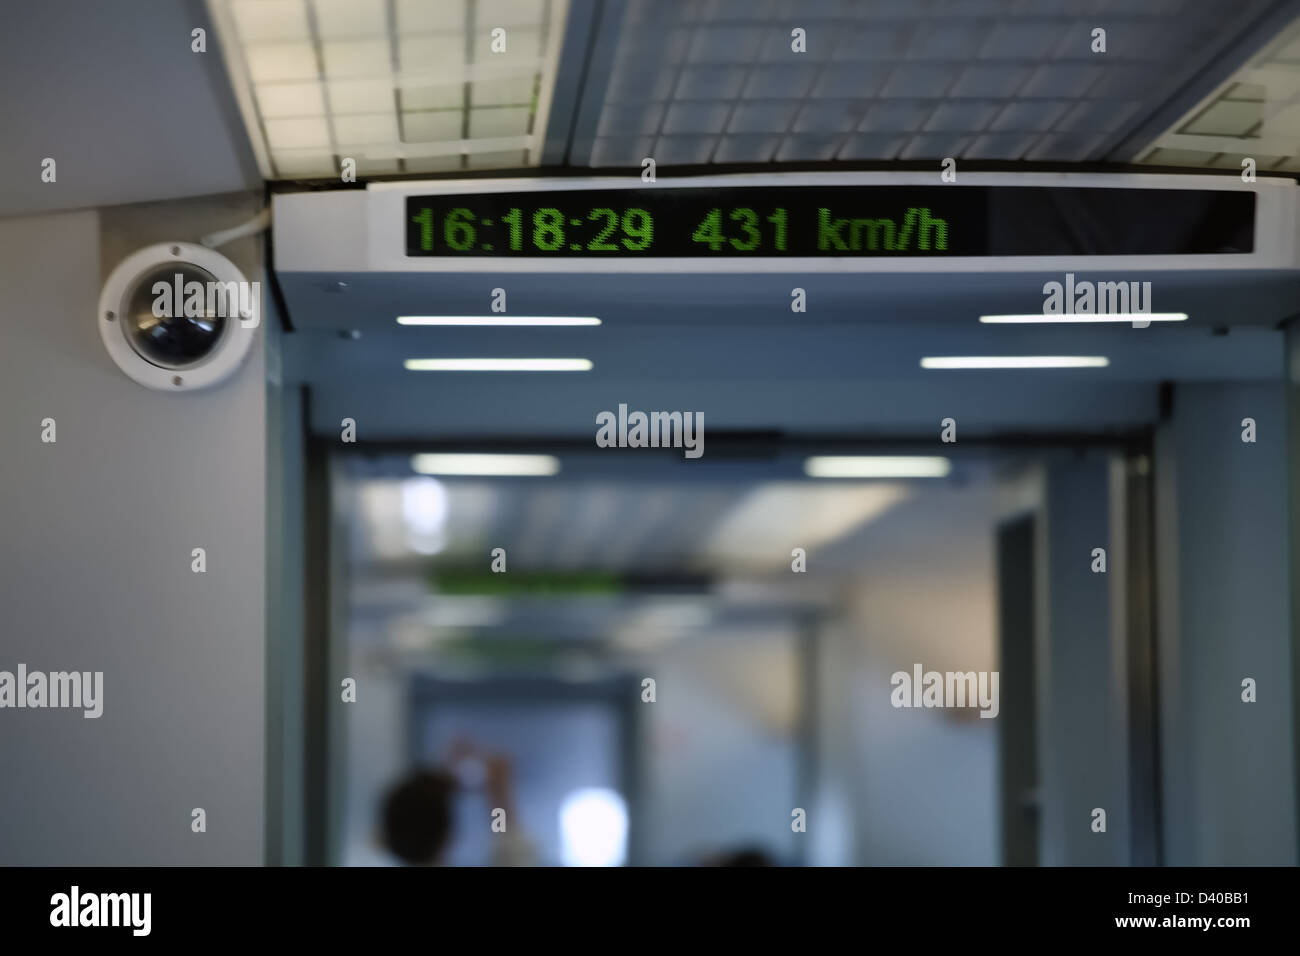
[335,452,1051,865]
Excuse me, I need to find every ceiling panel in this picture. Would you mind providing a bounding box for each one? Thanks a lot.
[1137,11,1300,171]
[210,0,569,178]
[572,0,1278,167]
[351,475,922,576]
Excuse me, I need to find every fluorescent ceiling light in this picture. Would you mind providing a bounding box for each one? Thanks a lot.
[404,358,593,371]
[979,313,1187,324]
[920,356,1110,369]
[411,453,560,476]
[803,457,952,479]
[397,316,601,326]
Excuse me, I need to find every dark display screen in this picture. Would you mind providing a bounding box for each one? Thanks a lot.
[405,185,1255,258]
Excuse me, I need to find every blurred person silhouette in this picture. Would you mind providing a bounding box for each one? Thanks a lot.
[699,844,777,866]
[380,741,535,866]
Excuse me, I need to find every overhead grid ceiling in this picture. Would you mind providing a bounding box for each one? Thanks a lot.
[577,0,1279,166]
[352,476,920,574]
[1137,11,1300,171]
[210,0,1300,178]
[211,0,568,178]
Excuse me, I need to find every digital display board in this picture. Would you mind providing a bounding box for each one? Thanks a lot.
[405,186,1255,258]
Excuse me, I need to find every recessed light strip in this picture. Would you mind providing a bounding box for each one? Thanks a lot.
[404,358,593,371]
[397,316,601,326]
[979,313,1187,324]
[411,454,560,476]
[804,456,952,479]
[920,356,1110,369]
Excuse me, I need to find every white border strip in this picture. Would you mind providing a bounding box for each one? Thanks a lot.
[204,0,273,181]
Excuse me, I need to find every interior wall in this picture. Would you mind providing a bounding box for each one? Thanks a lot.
[1156,382,1297,865]
[0,197,268,864]
[1037,453,1130,865]
[0,0,259,218]
[266,318,306,866]
[339,662,404,867]
[640,631,801,866]
[815,483,1001,866]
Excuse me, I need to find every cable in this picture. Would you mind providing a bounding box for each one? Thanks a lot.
[199,208,272,249]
